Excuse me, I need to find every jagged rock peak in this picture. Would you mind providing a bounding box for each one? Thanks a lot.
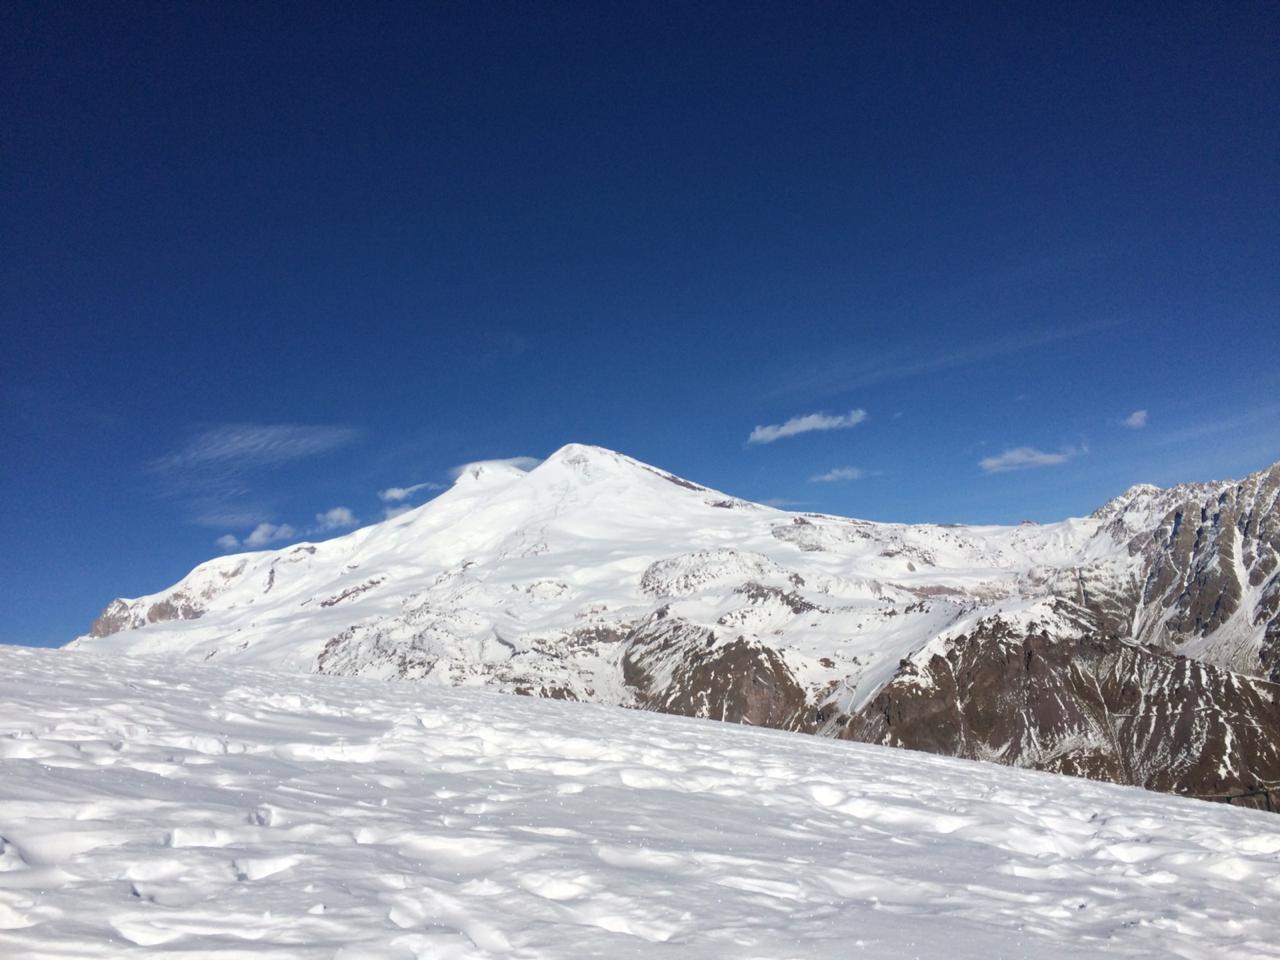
[1090,460,1280,526]
[1089,482,1166,521]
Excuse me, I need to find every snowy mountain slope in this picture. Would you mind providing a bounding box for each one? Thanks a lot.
[3,645,1279,959]
[71,444,1280,800]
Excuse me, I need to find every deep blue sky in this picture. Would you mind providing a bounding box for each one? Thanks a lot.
[3,1,1277,646]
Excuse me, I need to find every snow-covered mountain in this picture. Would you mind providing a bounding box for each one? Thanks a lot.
[4,645,1279,958]
[72,443,1280,801]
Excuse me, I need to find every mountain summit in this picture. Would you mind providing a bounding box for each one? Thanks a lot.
[73,446,1280,805]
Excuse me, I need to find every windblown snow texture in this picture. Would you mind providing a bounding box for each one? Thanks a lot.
[2,645,1279,959]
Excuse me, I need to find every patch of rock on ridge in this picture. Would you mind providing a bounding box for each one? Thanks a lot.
[839,618,1280,805]
[622,613,810,731]
[639,549,796,598]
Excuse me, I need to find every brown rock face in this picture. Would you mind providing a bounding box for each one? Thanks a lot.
[841,620,1280,804]
[145,592,205,625]
[90,587,213,637]
[622,614,810,730]
[1131,464,1280,674]
[89,599,138,638]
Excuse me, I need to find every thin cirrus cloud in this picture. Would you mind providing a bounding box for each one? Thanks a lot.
[150,423,361,529]
[150,424,360,473]
[199,509,275,529]
[979,445,1087,474]
[748,409,867,445]
[1122,409,1149,429]
[378,481,444,503]
[810,466,866,483]
[770,321,1117,398]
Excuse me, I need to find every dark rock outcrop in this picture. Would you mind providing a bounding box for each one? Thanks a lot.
[89,599,138,638]
[622,614,810,730]
[1130,464,1280,673]
[840,620,1280,806]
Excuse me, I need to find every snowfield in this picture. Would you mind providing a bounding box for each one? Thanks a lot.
[2,645,1279,959]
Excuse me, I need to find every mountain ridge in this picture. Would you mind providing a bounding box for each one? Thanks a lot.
[72,444,1280,804]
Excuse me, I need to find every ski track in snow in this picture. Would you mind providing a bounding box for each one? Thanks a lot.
[2,646,1279,959]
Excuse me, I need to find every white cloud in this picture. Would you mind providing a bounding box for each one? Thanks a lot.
[215,534,240,551]
[383,504,414,520]
[378,481,443,503]
[1122,409,1149,429]
[748,409,867,445]
[979,445,1086,473]
[447,456,542,480]
[314,506,357,531]
[244,522,297,547]
[810,466,866,483]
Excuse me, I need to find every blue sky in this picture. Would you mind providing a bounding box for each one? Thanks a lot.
[2,2,1277,647]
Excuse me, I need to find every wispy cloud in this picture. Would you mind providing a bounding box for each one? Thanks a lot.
[151,424,359,473]
[194,509,273,529]
[979,445,1086,473]
[448,456,542,480]
[383,504,415,521]
[243,522,297,547]
[1146,403,1280,449]
[313,506,357,531]
[748,410,867,445]
[214,534,241,551]
[1122,409,1149,429]
[378,481,443,503]
[772,322,1116,398]
[149,423,361,527]
[810,466,866,482]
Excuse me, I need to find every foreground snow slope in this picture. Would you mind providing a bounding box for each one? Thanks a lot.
[2,646,1278,959]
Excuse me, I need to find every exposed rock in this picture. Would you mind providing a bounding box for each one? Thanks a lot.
[319,577,385,608]
[622,615,809,730]
[840,621,1280,804]
[639,549,792,598]
[145,591,204,626]
[89,599,138,638]
[733,581,820,614]
[1129,463,1280,674]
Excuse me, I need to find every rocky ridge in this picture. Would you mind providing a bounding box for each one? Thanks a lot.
[73,444,1280,805]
